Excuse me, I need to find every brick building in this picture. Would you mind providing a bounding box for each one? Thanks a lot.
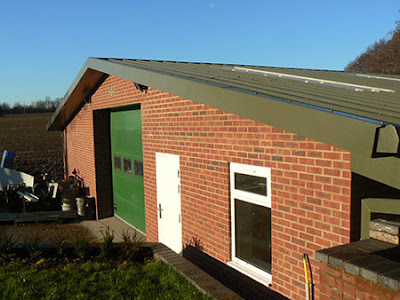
[48,58,400,299]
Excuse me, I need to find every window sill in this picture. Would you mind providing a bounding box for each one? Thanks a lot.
[227,261,272,286]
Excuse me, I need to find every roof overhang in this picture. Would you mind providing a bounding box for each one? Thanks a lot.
[48,58,400,190]
[47,64,108,131]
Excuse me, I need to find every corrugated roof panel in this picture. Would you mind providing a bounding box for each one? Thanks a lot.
[109,59,400,124]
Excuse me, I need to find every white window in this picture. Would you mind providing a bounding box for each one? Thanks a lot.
[228,162,272,285]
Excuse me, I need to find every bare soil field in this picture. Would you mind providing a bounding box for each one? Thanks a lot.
[0,113,96,240]
[0,113,63,180]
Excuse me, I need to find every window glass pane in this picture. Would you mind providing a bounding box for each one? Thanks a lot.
[235,199,271,273]
[235,173,267,196]
[114,156,121,170]
[123,158,132,174]
[134,160,144,177]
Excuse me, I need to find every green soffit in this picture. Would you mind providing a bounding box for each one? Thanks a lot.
[48,58,400,190]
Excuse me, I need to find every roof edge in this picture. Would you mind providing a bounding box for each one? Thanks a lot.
[47,58,108,131]
[47,58,400,190]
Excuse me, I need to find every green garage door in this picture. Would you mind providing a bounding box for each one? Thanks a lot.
[110,108,145,233]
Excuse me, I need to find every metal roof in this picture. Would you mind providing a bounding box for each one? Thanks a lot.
[102,58,400,125]
[48,58,400,190]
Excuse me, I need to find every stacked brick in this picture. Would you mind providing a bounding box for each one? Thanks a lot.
[63,75,352,300]
[370,219,400,245]
[319,262,400,300]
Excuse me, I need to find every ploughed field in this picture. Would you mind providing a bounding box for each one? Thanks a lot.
[0,113,63,180]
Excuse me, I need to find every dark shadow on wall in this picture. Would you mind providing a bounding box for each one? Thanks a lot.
[93,109,114,219]
[351,173,400,241]
[64,127,69,178]
[182,245,288,300]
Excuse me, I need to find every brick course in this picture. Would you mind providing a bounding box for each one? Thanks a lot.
[63,75,352,299]
[319,262,400,300]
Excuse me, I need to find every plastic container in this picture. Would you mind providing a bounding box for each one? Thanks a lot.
[61,196,76,212]
[85,197,96,220]
[76,197,86,217]
[1,150,15,169]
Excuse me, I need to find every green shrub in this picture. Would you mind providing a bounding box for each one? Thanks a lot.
[74,233,90,259]
[99,226,114,258]
[120,229,143,261]
[121,228,143,245]
[185,236,204,250]
[23,231,43,260]
[52,229,71,256]
[0,230,16,257]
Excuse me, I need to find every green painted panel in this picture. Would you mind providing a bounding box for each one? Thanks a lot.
[111,108,146,233]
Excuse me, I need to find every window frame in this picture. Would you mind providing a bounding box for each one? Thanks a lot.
[123,158,132,174]
[361,198,400,239]
[114,156,122,170]
[229,162,272,285]
[134,160,144,177]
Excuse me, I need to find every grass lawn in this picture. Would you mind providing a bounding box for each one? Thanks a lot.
[0,261,213,300]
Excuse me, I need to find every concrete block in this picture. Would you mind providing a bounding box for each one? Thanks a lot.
[344,254,387,276]
[380,269,400,291]
[361,261,400,283]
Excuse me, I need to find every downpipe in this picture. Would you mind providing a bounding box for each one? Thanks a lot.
[303,254,314,300]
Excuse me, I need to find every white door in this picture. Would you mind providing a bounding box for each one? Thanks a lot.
[156,153,182,253]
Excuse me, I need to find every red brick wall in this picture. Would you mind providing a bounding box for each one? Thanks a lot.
[63,104,96,196]
[319,262,400,300]
[64,75,352,300]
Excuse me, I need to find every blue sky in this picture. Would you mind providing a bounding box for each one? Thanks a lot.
[0,0,398,105]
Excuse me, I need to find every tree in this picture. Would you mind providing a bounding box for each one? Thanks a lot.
[12,102,24,114]
[345,19,400,74]
[0,102,10,111]
[0,97,61,114]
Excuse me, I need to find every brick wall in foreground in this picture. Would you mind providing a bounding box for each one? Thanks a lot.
[319,262,400,300]
[64,75,352,299]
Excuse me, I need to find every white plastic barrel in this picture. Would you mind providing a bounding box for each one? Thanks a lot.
[76,197,86,217]
[62,197,77,212]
